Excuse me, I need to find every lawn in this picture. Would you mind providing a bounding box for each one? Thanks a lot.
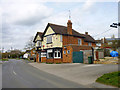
[96,71,120,87]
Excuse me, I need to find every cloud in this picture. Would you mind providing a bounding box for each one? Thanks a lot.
[82,0,96,11]
[2,3,53,26]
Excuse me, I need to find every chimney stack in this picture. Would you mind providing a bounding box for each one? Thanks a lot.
[67,20,72,35]
[85,32,88,35]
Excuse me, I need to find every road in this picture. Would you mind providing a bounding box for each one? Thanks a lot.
[2,59,87,88]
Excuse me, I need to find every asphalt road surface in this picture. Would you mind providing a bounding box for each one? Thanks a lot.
[2,59,87,88]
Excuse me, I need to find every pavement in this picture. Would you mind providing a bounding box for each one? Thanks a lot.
[2,59,87,88]
[29,62,118,88]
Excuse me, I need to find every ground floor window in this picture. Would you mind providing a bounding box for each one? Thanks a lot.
[54,49,61,58]
[41,52,46,57]
[47,49,53,58]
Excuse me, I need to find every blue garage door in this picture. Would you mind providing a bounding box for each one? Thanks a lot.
[73,51,83,63]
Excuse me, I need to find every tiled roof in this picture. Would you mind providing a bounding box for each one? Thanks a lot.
[49,23,96,43]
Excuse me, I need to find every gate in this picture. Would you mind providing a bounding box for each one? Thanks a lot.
[73,51,83,63]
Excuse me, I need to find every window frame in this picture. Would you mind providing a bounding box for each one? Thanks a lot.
[47,35,52,44]
[63,51,66,54]
[47,49,53,58]
[41,52,46,57]
[60,35,62,42]
[67,50,70,54]
[78,39,82,45]
[54,49,61,58]
[36,41,41,47]
[88,42,92,46]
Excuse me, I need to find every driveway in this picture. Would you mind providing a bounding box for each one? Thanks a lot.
[2,59,86,88]
[29,62,118,88]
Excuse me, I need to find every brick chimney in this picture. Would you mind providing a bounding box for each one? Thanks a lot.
[67,20,72,35]
[85,32,88,35]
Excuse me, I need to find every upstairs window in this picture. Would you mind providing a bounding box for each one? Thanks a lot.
[88,42,92,46]
[47,35,52,44]
[60,35,62,42]
[36,41,41,47]
[78,39,82,45]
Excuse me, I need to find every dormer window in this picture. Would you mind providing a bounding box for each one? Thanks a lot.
[47,35,52,44]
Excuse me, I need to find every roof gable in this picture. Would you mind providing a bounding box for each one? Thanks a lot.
[33,32,43,42]
[44,26,55,36]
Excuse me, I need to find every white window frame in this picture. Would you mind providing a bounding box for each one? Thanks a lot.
[54,49,61,58]
[47,35,52,44]
[41,52,46,57]
[67,50,70,54]
[88,42,92,46]
[36,41,41,47]
[78,39,82,45]
[47,49,53,58]
[96,43,101,46]
[63,51,66,54]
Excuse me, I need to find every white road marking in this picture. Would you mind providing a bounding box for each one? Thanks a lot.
[83,64,103,67]
[13,70,17,75]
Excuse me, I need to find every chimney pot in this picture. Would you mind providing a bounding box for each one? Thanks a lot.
[85,32,88,35]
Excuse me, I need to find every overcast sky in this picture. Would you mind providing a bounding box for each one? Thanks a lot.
[0,0,118,52]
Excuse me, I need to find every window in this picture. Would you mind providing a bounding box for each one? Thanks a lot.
[41,52,46,57]
[36,41,41,47]
[54,49,61,58]
[88,43,92,46]
[67,50,70,54]
[63,51,66,54]
[78,39,82,45]
[47,35,52,44]
[96,43,101,46]
[47,49,53,58]
[108,42,112,45]
[60,35,62,42]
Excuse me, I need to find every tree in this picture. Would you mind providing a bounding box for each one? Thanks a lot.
[24,36,35,50]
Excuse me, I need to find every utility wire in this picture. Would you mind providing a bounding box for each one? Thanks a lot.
[93,28,113,37]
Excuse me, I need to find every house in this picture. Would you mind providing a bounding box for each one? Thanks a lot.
[33,20,96,63]
[95,37,120,57]
[23,49,36,60]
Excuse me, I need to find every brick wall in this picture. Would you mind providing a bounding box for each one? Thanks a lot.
[41,57,46,62]
[63,45,73,63]
[46,58,62,63]
[63,35,96,47]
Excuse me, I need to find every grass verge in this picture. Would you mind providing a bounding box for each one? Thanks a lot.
[0,59,9,61]
[96,71,120,87]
